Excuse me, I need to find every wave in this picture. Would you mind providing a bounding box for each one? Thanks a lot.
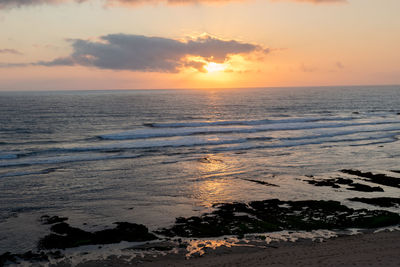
[144,116,356,128]
[0,140,61,146]
[3,125,400,162]
[2,129,398,169]
[99,120,400,141]
[0,168,58,179]
[0,154,142,168]
[282,126,400,141]
[212,132,399,152]
[5,138,249,159]
[0,154,18,160]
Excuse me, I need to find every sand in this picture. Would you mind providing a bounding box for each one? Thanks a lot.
[71,231,400,267]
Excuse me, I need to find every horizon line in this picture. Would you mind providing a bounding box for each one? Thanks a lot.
[0,83,399,93]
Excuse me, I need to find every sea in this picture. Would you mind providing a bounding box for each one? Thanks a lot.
[1,86,400,254]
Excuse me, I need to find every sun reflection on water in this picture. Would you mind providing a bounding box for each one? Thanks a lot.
[191,154,244,208]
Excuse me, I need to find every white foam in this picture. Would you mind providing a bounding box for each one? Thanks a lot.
[147,116,355,128]
[100,119,400,141]
[213,131,399,152]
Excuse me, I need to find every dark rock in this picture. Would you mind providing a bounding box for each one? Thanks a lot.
[347,183,384,192]
[306,179,341,188]
[335,178,354,185]
[0,251,50,266]
[20,251,48,262]
[0,252,16,266]
[93,222,158,244]
[126,242,175,251]
[47,250,63,259]
[157,199,400,238]
[305,177,384,192]
[242,179,279,187]
[38,221,158,250]
[341,169,400,188]
[40,215,68,225]
[348,197,400,208]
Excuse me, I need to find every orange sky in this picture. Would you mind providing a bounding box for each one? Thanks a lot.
[0,0,399,90]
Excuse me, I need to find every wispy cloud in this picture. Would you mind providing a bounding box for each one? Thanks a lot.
[300,63,317,72]
[0,48,23,55]
[15,34,267,73]
[336,61,344,69]
[0,0,67,9]
[0,0,346,9]
[278,0,346,3]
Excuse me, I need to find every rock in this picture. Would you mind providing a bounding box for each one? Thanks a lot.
[126,242,176,251]
[0,252,16,266]
[348,197,400,208]
[305,177,383,192]
[347,183,384,192]
[40,215,68,225]
[242,178,279,187]
[341,169,400,188]
[93,222,158,244]
[157,199,400,238]
[0,251,50,265]
[38,221,158,250]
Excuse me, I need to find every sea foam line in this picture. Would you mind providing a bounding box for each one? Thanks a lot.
[144,116,356,128]
[3,126,400,163]
[99,120,400,141]
[1,130,398,168]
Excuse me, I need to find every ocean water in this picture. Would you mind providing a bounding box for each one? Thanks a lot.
[1,86,400,253]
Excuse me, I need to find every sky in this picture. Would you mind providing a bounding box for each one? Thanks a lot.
[0,0,399,90]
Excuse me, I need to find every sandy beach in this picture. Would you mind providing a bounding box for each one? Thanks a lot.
[67,231,400,267]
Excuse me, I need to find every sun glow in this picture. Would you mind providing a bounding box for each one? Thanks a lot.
[204,62,226,73]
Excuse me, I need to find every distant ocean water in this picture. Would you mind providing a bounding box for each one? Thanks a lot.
[1,86,400,253]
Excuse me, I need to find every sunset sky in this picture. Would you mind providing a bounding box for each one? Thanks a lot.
[0,0,399,90]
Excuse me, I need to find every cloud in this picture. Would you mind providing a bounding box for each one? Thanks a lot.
[33,33,266,72]
[300,63,317,72]
[0,0,346,9]
[0,48,23,55]
[278,0,346,3]
[0,0,67,9]
[336,61,344,69]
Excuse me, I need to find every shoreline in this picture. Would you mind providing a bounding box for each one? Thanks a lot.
[71,230,400,267]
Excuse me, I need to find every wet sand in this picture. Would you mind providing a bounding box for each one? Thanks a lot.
[73,231,400,267]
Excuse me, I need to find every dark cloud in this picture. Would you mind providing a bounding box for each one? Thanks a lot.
[0,48,23,55]
[34,34,266,72]
[0,0,65,9]
[0,0,346,9]
[0,62,27,67]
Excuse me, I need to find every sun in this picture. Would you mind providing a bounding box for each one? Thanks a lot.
[204,62,226,73]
